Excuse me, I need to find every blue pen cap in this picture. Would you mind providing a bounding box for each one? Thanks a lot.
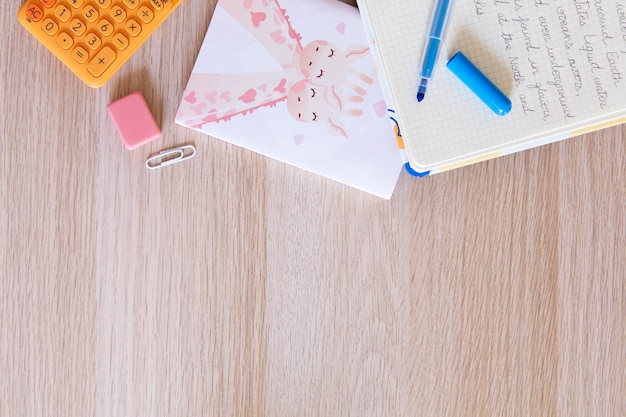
[446,51,512,116]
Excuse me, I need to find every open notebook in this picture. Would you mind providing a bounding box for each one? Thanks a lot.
[357,0,626,174]
[176,0,403,198]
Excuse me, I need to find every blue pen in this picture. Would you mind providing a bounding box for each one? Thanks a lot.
[416,0,456,102]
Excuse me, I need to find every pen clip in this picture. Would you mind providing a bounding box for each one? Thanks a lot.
[145,145,196,170]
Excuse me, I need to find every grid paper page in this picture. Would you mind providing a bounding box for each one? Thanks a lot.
[360,0,626,171]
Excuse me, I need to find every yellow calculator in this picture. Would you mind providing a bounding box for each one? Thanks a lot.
[18,0,183,88]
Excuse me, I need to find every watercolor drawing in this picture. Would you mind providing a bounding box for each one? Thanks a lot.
[175,0,403,199]
[176,0,375,138]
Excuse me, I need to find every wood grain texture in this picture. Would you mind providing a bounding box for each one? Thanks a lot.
[1,1,624,416]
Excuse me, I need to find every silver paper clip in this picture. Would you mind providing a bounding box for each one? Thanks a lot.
[145,145,196,170]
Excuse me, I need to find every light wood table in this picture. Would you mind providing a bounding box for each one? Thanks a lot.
[1,1,624,416]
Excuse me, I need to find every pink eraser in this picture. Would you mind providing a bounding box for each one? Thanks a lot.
[107,91,161,150]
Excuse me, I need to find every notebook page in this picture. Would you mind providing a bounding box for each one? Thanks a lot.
[362,0,626,171]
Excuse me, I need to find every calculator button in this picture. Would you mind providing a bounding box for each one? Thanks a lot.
[112,32,129,50]
[137,6,154,23]
[87,46,116,77]
[122,0,138,9]
[72,46,89,63]
[110,5,126,22]
[97,18,114,36]
[95,0,112,9]
[26,4,44,22]
[84,32,102,49]
[124,19,141,36]
[68,0,84,8]
[40,0,57,8]
[149,0,163,10]
[82,5,99,22]
[42,18,59,35]
[70,18,87,36]
[54,4,71,21]
[56,32,74,49]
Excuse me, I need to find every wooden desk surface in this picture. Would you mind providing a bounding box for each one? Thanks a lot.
[1,1,624,416]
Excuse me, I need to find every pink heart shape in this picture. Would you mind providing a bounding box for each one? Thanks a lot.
[336,22,346,35]
[270,29,286,44]
[294,134,305,145]
[205,91,218,105]
[191,102,207,115]
[273,78,287,94]
[251,11,266,27]
[184,91,197,103]
[220,91,232,102]
[239,89,257,104]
